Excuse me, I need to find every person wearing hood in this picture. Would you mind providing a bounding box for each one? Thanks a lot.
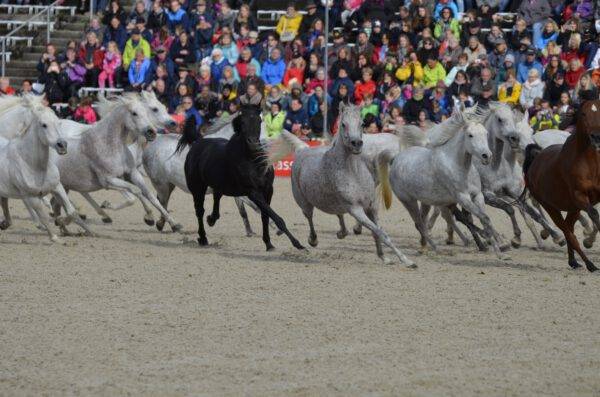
[261,47,286,88]
[166,0,189,33]
[422,56,447,89]
[495,53,516,83]
[517,47,543,83]
[103,17,128,52]
[284,97,310,135]
[264,101,286,139]
[209,48,231,85]
[433,7,460,40]
[519,68,545,108]
[433,0,459,20]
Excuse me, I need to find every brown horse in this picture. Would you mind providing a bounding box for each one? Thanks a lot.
[523,100,600,272]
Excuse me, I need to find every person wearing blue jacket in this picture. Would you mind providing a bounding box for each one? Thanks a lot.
[144,48,176,86]
[103,17,128,52]
[284,98,310,133]
[183,95,203,131]
[261,48,286,87]
[166,0,189,32]
[329,67,355,99]
[433,0,459,21]
[128,49,151,88]
[209,48,230,84]
[517,47,544,83]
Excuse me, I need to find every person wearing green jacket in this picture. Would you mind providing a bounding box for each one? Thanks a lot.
[360,93,379,120]
[122,28,151,70]
[423,57,447,89]
[264,102,286,139]
[433,7,461,40]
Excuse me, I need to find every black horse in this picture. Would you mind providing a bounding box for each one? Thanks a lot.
[177,107,304,251]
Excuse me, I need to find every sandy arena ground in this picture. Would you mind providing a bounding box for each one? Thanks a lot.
[2,178,600,396]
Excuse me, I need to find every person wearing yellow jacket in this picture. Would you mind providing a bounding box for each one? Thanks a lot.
[276,3,303,42]
[422,57,447,88]
[497,69,522,106]
[395,54,423,85]
[264,102,287,139]
[122,29,151,69]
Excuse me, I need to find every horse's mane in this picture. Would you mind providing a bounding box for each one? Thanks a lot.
[203,113,237,135]
[427,111,466,147]
[0,94,44,117]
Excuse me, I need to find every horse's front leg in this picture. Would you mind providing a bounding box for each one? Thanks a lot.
[128,170,182,232]
[247,191,304,250]
[237,196,280,234]
[0,197,12,230]
[78,192,113,224]
[52,185,95,236]
[23,196,61,243]
[348,205,416,267]
[440,206,470,246]
[234,197,254,237]
[483,192,520,249]
[337,215,348,239]
[207,192,222,227]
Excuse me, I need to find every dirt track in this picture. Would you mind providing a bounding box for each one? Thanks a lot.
[2,178,600,396]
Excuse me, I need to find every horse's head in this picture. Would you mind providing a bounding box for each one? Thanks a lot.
[514,110,535,151]
[24,96,67,155]
[577,100,600,151]
[488,102,520,150]
[140,90,177,131]
[233,106,262,151]
[121,93,157,142]
[464,121,492,165]
[338,103,363,155]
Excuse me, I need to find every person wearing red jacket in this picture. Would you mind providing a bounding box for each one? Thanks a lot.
[283,56,305,89]
[565,58,585,89]
[78,31,105,87]
[354,67,377,105]
[0,77,15,95]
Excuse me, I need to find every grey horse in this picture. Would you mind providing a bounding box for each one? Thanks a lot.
[270,104,416,267]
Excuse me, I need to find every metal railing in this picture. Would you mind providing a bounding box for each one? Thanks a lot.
[0,4,75,16]
[1,0,62,77]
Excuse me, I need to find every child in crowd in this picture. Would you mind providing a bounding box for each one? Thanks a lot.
[98,41,122,89]
[73,96,97,124]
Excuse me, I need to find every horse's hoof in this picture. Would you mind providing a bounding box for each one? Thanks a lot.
[353,225,362,235]
[266,244,275,251]
[554,236,567,247]
[381,256,393,265]
[156,220,165,232]
[445,238,454,245]
[336,230,348,240]
[406,263,418,269]
[511,236,521,249]
[100,200,112,209]
[499,242,511,252]
[585,260,598,272]
[102,217,112,224]
[206,215,218,227]
[308,237,318,247]
[171,223,183,233]
[79,213,87,220]
[245,231,256,237]
[0,220,10,230]
[584,238,594,249]
[499,254,512,261]
[144,217,155,226]
[276,230,284,236]
[569,259,582,269]
[292,240,305,250]
[51,236,64,244]
[540,229,550,240]
[197,237,208,246]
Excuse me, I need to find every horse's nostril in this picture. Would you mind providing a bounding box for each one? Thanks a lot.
[482,153,489,159]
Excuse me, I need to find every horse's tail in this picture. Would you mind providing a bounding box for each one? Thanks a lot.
[377,149,395,210]
[523,143,542,179]
[267,129,309,165]
[175,116,197,155]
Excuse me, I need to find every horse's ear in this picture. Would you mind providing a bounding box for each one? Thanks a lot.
[454,105,464,123]
[522,109,529,122]
[232,114,243,134]
[140,90,150,100]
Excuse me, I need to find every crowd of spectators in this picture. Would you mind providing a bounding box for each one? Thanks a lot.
[16,0,600,137]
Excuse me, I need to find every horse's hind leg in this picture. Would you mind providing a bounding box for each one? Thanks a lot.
[440,206,470,246]
[0,197,12,229]
[401,200,436,251]
[530,198,564,244]
[155,184,175,232]
[545,206,595,271]
[206,192,222,227]
[191,185,208,246]
[483,193,515,250]
[100,191,136,211]
[79,192,113,224]
[349,206,415,267]
[579,215,597,248]
[337,215,348,239]
[451,207,488,252]
[514,201,544,249]
[237,197,280,234]
[52,185,95,236]
[234,197,255,237]
[303,207,318,247]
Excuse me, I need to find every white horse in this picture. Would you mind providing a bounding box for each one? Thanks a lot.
[50,93,183,233]
[0,95,91,242]
[269,104,416,267]
[386,107,509,259]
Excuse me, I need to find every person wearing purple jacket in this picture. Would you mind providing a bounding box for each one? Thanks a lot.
[62,48,86,98]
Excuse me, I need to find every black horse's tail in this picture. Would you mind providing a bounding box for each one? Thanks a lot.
[518,143,543,204]
[175,116,197,155]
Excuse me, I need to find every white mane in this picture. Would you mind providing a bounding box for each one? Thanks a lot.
[427,111,466,147]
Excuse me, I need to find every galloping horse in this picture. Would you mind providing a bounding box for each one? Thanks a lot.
[524,100,600,272]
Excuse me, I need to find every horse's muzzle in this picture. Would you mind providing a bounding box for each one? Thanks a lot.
[591,133,600,151]
[145,128,157,142]
[55,139,68,155]
[480,152,491,165]
[350,139,363,154]
[508,133,520,149]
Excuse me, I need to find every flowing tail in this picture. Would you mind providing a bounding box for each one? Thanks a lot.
[377,149,395,210]
[175,116,197,155]
[267,130,310,165]
[519,143,543,203]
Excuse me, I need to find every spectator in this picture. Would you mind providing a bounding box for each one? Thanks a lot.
[215,33,239,66]
[354,30,375,63]
[246,31,262,60]
[258,33,285,64]
[218,65,239,97]
[534,19,559,50]
[209,48,231,85]
[530,99,560,131]
[78,32,104,87]
[283,55,306,89]
[182,95,203,128]
[464,36,487,64]
[557,91,575,131]
[103,16,128,52]
[0,77,15,95]
[330,67,355,98]
[433,7,460,40]
[239,62,264,96]
[284,97,309,136]
[308,85,328,117]
[234,4,258,34]
[170,31,196,68]
[299,0,323,35]
[151,26,175,54]
[40,61,68,104]
[331,83,353,121]
[194,8,215,61]
[99,41,122,89]
[147,0,168,32]
[133,17,153,44]
[565,58,585,90]
[166,0,189,33]
[102,0,128,26]
[18,79,33,96]
[128,1,148,26]
[422,56,447,88]
[152,78,170,107]
[519,68,545,108]
[485,24,506,51]
[543,71,568,106]
[276,3,303,43]
[128,49,151,89]
[517,47,543,83]
[236,47,262,81]
[573,72,599,104]
[441,36,463,67]
[238,82,263,109]
[147,47,176,86]
[194,84,219,119]
[216,2,236,31]
[404,86,432,123]
[498,69,522,106]
[62,48,86,98]
[310,100,333,138]
[360,93,379,120]
[86,17,105,44]
[470,67,496,102]
[123,28,151,70]
[542,55,563,82]
[37,44,57,76]
[58,97,79,120]
[488,39,512,73]
[354,67,376,105]
[261,48,286,88]
[508,18,531,52]
[73,96,98,124]
[517,0,552,49]
[264,101,286,139]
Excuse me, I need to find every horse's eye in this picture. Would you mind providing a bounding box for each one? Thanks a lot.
[468,134,473,138]
[132,112,138,117]
[152,107,158,113]
[42,123,47,128]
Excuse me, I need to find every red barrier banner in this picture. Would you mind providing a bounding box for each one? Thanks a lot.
[274,140,324,177]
